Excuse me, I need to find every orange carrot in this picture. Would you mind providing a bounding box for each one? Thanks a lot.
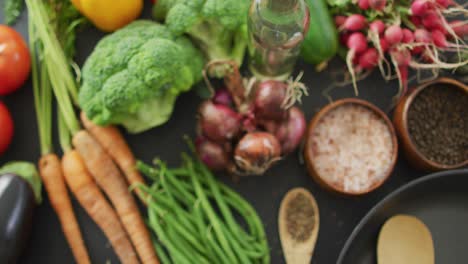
[62,150,140,264]
[80,112,147,203]
[38,154,91,264]
[72,130,159,264]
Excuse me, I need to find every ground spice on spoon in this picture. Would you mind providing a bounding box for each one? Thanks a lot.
[285,192,316,242]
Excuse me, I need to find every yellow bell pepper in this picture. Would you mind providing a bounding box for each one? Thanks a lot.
[71,0,143,32]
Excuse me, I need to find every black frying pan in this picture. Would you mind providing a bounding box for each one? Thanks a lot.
[337,169,468,264]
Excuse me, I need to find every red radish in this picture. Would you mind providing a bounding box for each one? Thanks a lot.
[402,29,415,43]
[343,15,367,31]
[334,16,347,27]
[358,48,379,69]
[198,101,241,142]
[358,0,370,10]
[346,32,368,95]
[254,80,288,121]
[410,0,432,16]
[234,132,281,175]
[385,25,403,45]
[390,49,411,95]
[213,89,233,106]
[431,29,448,47]
[369,0,386,11]
[422,11,442,30]
[370,20,386,35]
[340,33,351,45]
[410,16,422,27]
[347,32,368,54]
[196,138,230,171]
[275,107,306,155]
[380,38,390,52]
[414,28,432,43]
[435,0,453,8]
[449,21,468,38]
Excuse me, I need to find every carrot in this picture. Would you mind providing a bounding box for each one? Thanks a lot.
[38,154,91,264]
[72,130,159,264]
[62,150,140,264]
[80,112,147,203]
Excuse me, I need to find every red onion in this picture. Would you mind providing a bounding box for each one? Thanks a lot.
[199,100,241,142]
[234,132,281,175]
[196,138,230,171]
[271,107,306,155]
[213,88,233,106]
[254,80,288,121]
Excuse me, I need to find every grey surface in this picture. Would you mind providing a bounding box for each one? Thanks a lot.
[0,2,463,263]
[338,169,468,264]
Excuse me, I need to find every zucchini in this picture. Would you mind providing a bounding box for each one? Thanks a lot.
[301,0,338,67]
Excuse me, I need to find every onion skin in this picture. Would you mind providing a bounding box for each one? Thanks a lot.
[199,100,241,142]
[213,89,233,107]
[278,107,306,155]
[234,132,281,175]
[196,138,230,171]
[254,80,288,121]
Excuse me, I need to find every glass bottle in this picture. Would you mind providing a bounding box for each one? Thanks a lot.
[248,0,310,80]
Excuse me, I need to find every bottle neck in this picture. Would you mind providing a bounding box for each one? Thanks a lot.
[267,0,299,13]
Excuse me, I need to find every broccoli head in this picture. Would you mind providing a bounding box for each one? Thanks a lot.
[79,20,204,133]
[153,0,250,76]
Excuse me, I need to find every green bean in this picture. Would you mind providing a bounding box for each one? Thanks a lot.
[152,238,172,264]
[148,207,192,264]
[205,225,229,264]
[185,156,238,263]
[166,224,211,264]
[192,201,222,263]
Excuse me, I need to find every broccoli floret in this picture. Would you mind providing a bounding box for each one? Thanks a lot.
[79,20,204,133]
[153,0,250,76]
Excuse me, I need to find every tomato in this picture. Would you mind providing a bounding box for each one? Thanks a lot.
[0,25,31,95]
[0,101,14,155]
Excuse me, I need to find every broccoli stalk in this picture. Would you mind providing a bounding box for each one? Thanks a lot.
[188,21,247,76]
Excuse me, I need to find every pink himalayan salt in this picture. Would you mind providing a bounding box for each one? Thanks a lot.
[310,104,394,193]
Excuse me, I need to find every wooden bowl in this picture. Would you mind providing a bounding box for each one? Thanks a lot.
[393,77,468,172]
[304,98,398,196]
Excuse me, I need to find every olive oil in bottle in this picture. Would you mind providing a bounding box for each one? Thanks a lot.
[248,0,309,80]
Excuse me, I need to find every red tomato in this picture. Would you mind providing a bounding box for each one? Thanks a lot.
[0,25,31,95]
[0,101,14,155]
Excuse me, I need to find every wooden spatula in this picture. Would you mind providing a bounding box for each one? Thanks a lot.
[377,214,434,264]
[279,188,319,264]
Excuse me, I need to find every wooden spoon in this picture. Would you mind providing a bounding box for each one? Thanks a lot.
[377,214,434,264]
[279,188,319,264]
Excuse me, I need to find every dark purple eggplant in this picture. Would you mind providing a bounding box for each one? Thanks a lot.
[0,162,41,264]
[0,174,35,263]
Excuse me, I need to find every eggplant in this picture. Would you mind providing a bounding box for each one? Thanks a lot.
[0,162,42,264]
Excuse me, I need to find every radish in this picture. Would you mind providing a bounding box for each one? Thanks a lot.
[343,15,367,31]
[334,16,347,27]
[358,48,379,69]
[369,0,386,11]
[410,0,432,16]
[390,48,411,97]
[410,16,422,27]
[346,32,368,95]
[449,21,468,39]
[402,29,415,43]
[385,25,404,45]
[431,30,448,48]
[340,32,351,45]
[435,0,453,8]
[414,28,432,43]
[358,0,370,10]
[370,20,386,35]
[422,11,443,30]
[380,38,390,52]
